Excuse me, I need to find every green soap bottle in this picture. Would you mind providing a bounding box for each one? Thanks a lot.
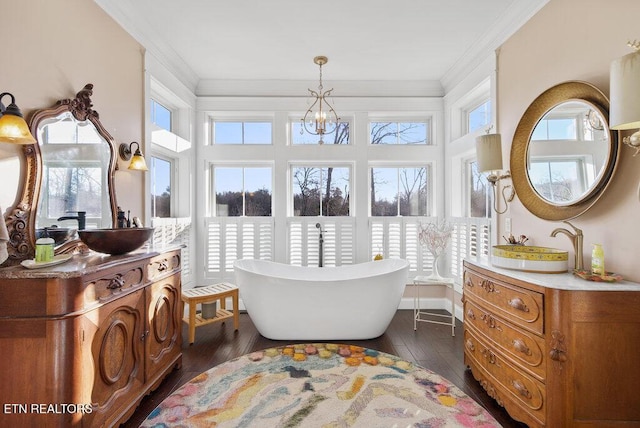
[35,236,55,263]
[591,244,605,276]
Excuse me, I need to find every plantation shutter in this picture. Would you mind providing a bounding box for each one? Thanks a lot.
[205,217,274,280]
[287,218,355,266]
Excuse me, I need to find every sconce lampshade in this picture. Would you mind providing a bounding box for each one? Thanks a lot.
[128,152,148,171]
[0,92,37,145]
[475,133,503,173]
[119,141,149,171]
[610,49,640,130]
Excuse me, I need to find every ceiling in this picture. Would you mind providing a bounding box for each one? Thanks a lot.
[95,0,547,93]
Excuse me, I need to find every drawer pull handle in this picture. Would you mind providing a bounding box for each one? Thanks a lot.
[480,313,503,331]
[480,279,499,293]
[508,297,529,312]
[157,261,168,271]
[140,330,149,341]
[465,339,475,352]
[107,275,125,289]
[466,309,476,320]
[512,379,532,399]
[513,339,532,356]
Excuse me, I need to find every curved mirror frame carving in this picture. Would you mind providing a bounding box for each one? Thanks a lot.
[4,84,117,263]
[511,81,619,220]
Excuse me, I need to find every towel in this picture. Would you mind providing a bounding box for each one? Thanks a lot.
[0,205,9,264]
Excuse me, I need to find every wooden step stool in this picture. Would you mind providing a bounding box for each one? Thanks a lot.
[181,282,239,344]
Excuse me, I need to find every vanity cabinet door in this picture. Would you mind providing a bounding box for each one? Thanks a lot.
[87,289,145,427]
[145,272,182,382]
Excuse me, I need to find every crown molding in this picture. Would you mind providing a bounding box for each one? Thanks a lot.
[440,0,550,94]
[196,79,444,98]
[94,0,200,92]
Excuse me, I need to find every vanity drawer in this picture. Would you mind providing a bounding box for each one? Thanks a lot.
[464,269,544,335]
[147,250,181,282]
[84,263,146,305]
[464,328,546,425]
[464,299,545,381]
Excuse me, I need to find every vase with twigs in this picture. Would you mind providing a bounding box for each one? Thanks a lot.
[418,220,454,281]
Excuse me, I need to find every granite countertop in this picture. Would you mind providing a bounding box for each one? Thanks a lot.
[466,258,640,292]
[0,245,182,279]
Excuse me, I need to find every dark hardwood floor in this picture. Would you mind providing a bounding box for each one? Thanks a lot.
[123,310,527,427]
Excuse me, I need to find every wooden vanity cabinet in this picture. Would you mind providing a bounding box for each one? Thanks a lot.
[463,260,640,427]
[0,249,182,427]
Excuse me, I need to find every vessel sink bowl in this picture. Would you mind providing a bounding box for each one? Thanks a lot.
[79,228,154,255]
[36,227,74,246]
[491,245,569,273]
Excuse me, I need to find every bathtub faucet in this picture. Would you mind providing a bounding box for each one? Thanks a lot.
[316,223,324,267]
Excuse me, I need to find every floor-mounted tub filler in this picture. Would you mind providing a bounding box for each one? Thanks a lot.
[233,258,410,340]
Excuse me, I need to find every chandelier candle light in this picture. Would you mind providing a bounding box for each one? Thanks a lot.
[301,56,340,144]
[418,220,454,281]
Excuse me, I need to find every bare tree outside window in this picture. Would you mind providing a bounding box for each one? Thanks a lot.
[293,166,349,216]
[370,167,428,216]
[469,161,491,218]
[369,121,430,216]
[46,166,102,218]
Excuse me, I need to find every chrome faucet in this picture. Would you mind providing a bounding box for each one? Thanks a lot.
[550,220,583,270]
[316,223,324,267]
[57,211,86,230]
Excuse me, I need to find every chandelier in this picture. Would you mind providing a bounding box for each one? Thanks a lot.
[301,56,340,144]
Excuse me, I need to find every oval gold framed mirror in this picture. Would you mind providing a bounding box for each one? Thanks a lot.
[510,81,619,220]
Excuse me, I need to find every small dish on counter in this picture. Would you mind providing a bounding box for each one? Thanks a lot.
[573,269,623,282]
[21,254,73,269]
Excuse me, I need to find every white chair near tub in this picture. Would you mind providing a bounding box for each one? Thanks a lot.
[413,276,456,336]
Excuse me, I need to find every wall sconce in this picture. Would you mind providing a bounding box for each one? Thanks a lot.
[475,129,515,214]
[610,40,640,156]
[118,141,148,171]
[0,92,36,144]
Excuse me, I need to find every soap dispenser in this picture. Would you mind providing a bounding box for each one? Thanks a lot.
[591,244,605,276]
[35,228,55,263]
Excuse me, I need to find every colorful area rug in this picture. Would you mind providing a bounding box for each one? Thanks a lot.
[142,344,501,427]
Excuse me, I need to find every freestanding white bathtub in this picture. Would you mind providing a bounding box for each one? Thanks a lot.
[233,258,409,340]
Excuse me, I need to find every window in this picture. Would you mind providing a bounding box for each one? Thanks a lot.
[150,156,172,218]
[43,116,102,144]
[291,121,350,145]
[468,161,491,218]
[370,121,429,145]
[467,99,491,133]
[531,117,577,140]
[528,159,586,203]
[43,163,103,218]
[213,166,272,216]
[370,167,429,216]
[151,99,172,131]
[292,166,350,216]
[212,121,272,145]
